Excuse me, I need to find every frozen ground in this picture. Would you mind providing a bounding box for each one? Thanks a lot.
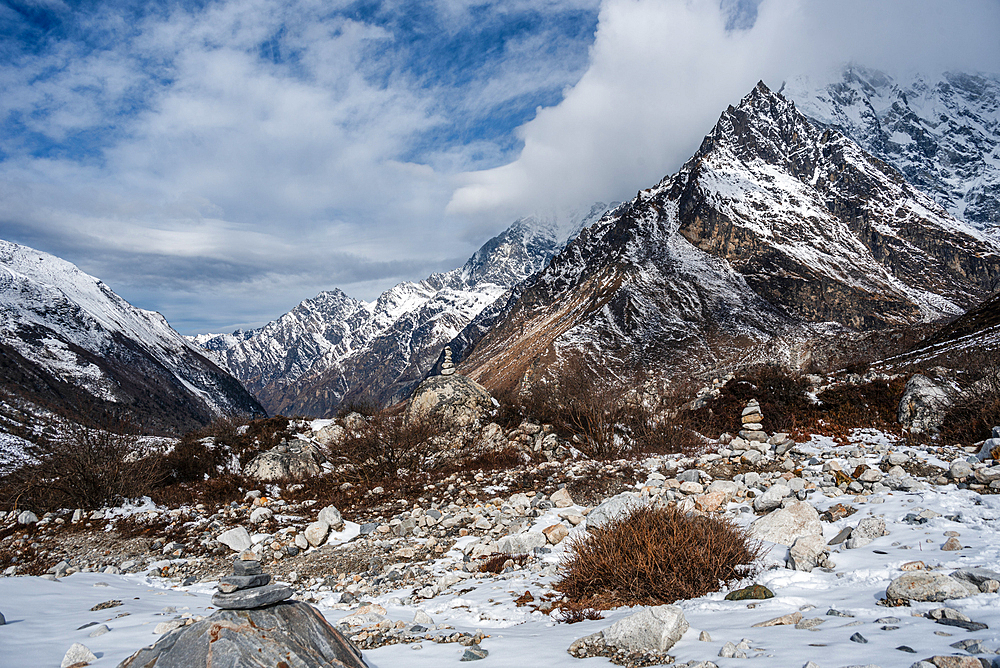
[3,435,1000,668]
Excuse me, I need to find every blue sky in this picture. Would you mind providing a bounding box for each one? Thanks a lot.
[0,0,997,334]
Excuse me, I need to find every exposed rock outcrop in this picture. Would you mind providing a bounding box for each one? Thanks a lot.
[117,601,367,668]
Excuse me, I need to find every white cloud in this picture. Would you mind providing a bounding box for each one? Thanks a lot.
[448,0,1000,225]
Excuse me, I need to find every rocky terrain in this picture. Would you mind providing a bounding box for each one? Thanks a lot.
[785,68,1000,238]
[3,362,1000,667]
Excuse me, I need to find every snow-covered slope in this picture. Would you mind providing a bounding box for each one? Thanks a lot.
[0,240,265,437]
[194,205,610,416]
[452,82,1000,390]
[784,67,1000,238]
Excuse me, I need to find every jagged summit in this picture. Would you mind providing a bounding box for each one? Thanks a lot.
[450,82,1000,391]
[784,67,1000,237]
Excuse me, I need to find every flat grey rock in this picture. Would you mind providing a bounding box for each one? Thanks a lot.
[212,583,292,609]
[117,601,366,668]
[232,559,262,576]
[219,573,270,592]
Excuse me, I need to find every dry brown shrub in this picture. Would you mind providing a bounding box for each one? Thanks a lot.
[1,418,163,511]
[324,410,443,486]
[477,552,529,574]
[939,351,1000,444]
[556,505,762,609]
[555,603,605,624]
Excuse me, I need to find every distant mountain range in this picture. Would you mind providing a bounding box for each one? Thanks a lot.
[191,205,610,416]
[0,241,264,441]
[4,67,995,429]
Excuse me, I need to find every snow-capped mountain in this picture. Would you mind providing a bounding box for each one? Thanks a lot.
[451,82,1000,390]
[194,204,610,416]
[784,67,1000,238]
[0,240,265,436]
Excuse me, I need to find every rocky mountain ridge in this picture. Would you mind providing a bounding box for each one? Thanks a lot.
[194,205,610,416]
[785,67,1000,238]
[0,240,265,440]
[451,82,1000,391]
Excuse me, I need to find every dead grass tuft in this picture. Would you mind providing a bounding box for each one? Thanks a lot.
[556,505,762,609]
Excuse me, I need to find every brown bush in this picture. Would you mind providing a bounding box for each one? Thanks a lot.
[939,358,1000,444]
[478,552,529,573]
[556,505,762,609]
[1,418,163,511]
[555,604,605,624]
[323,411,443,486]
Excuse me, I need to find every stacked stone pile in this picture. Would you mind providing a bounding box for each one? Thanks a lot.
[440,346,456,376]
[739,399,767,443]
[212,559,293,610]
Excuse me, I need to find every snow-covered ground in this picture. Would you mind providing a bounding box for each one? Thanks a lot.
[3,434,1000,668]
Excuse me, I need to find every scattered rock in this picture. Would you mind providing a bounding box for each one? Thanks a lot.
[789,535,828,572]
[601,604,690,653]
[753,611,802,627]
[550,488,573,508]
[725,585,774,600]
[846,516,887,549]
[318,505,344,531]
[586,492,646,530]
[216,527,252,553]
[749,501,822,547]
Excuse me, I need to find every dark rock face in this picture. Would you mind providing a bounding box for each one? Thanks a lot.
[786,68,1000,238]
[117,601,367,668]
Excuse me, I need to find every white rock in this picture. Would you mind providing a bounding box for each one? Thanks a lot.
[249,507,273,524]
[550,488,574,508]
[304,522,330,547]
[845,516,887,549]
[318,505,344,530]
[753,484,790,512]
[414,609,434,625]
[749,501,822,547]
[61,643,97,667]
[16,510,37,525]
[586,492,646,530]
[294,533,309,550]
[216,527,252,552]
[496,532,547,554]
[601,604,689,653]
[789,535,828,572]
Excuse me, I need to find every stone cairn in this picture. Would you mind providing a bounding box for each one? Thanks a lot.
[739,399,767,443]
[212,559,293,610]
[440,346,456,376]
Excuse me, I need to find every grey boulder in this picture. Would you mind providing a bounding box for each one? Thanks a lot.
[117,601,367,668]
[846,516,887,549]
[749,501,822,547]
[406,374,494,428]
[244,440,324,481]
[898,374,952,433]
[600,604,689,653]
[586,492,647,530]
[886,572,973,603]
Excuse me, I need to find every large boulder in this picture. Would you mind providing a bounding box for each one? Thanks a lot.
[600,605,689,653]
[406,374,495,429]
[886,572,974,604]
[749,501,822,547]
[898,374,953,433]
[117,601,366,668]
[244,439,324,481]
[586,492,647,530]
